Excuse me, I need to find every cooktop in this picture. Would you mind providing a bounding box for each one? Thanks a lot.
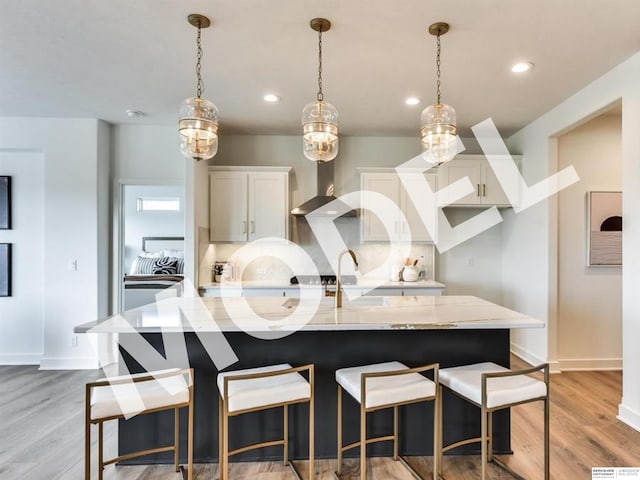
[289,275,357,286]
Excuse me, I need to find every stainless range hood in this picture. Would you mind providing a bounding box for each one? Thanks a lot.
[291,161,358,217]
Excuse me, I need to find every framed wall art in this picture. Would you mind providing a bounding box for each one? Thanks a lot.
[0,176,10,230]
[587,191,622,267]
[0,243,11,297]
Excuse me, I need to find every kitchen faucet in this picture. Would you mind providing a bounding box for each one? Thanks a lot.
[336,249,359,308]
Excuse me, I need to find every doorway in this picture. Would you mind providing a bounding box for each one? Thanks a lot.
[117,184,185,312]
[556,105,622,370]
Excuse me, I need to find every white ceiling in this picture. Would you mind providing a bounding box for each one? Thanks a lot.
[1,0,638,136]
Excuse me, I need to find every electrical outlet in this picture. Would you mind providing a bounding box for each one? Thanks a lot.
[71,335,79,348]
[68,259,78,271]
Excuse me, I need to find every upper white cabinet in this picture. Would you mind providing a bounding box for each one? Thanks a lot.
[361,170,438,243]
[437,155,521,207]
[209,167,290,242]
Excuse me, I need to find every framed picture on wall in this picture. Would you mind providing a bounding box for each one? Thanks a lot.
[0,176,10,230]
[587,191,622,266]
[0,243,11,297]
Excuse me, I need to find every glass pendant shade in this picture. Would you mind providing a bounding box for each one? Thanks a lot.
[179,97,219,161]
[302,100,339,162]
[420,102,458,164]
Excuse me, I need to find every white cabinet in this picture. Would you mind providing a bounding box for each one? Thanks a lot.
[437,155,520,207]
[209,167,290,242]
[361,171,438,243]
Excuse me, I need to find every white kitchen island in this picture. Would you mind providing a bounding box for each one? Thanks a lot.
[76,295,544,466]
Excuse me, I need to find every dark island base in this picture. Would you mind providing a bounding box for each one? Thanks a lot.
[119,329,511,464]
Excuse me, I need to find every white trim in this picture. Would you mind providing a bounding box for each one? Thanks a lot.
[0,354,42,365]
[510,342,561,373]
[617,403,640,432]
[39,356,99,370]
[558,357,622,371]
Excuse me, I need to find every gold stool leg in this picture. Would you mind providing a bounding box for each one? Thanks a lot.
[481,406,488,480]
[437,385,444,479]
[433,390,439,480]
[309,391,315,480]
[218,395,223,479]
[544,397,550,480]
[175,407,180,472]
[360,405,367,480]
[85,419,91,480]
[223,400,229,480]
[188,399,194,480]
[487,411,493,463]
[98,421,104,480]
[393,406,399,461]
[337,386,343,475]
[284,404,289,466]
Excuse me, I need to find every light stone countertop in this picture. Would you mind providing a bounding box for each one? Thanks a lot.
[75,295,544,334]
[199,280,446,289]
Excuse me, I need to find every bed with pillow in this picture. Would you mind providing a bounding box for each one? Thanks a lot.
[123,237,185,310]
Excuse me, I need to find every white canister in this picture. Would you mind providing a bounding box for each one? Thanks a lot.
[402,266,419,282]
[390,264,403,282]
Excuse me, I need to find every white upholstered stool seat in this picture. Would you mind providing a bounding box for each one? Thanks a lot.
[217,363,314,480]
[437,362,550,480]
[439,362,547,409]
[336,361,436,409]
[217,363,311,413]
[85,368,194,480]
[91,369,190,420]
[335,361,439,480]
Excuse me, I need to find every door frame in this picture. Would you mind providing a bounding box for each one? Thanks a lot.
[112,178,183,313]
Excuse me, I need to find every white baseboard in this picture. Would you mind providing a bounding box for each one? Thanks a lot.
[618,403,640,432]
[0,353,42,365]
[558,357,622,371]
[510,343,561,373]
[39,356,99,370]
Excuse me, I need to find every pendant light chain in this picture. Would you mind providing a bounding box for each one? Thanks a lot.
[196,24,204,99]
[317,28,324,102]
[435,32,442,105]
[180,14,219,162]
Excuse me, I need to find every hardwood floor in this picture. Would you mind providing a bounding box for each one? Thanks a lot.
[0,357,638,479]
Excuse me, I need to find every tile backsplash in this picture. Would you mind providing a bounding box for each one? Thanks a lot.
[200,218,435,284]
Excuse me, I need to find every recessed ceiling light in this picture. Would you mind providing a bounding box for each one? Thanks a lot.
[126,109,146,118]
[511,62,534,73]
[263,94,281,103]
[405,97,421,106]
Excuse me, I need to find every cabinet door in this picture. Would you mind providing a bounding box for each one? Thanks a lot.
[400,173,438,243]
[438,159,482,205]
[210,172,248,242]
[481,162,511,207]
[248,172,288,240]
[361,173,401,242]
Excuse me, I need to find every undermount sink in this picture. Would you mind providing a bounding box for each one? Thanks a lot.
[282,298,300,309]
[281,296,389,309]
[343,296,389,306]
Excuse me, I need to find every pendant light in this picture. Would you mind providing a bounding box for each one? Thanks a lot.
[179,14,219,161]
[420,22,458,164]
[302,18,339,162]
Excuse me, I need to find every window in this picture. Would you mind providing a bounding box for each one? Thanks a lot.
[136,197,181,212]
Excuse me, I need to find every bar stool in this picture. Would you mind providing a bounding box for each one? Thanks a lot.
[85,368,194,480]
[217,363,314,480]
[438,362,550,480]
[335,361,440,480]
